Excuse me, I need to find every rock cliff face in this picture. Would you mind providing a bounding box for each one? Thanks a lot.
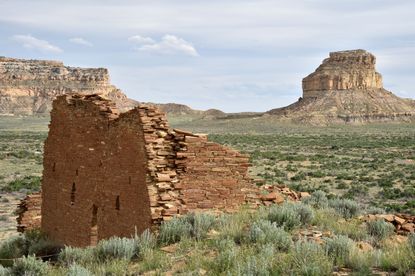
[267,50,415,124]
[302,50,383,98]
[0,57,137,115]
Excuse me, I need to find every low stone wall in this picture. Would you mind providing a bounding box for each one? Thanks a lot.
[16,193,41,233]
[17,94,413,247]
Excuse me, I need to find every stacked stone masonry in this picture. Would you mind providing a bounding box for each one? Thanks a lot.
[16,94,415,246]
[18,94,308,247]
[16,193,41,233]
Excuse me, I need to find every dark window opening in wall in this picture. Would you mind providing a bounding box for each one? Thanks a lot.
[115,196,120,210]
[90,205,98,246]
[52,162,56,172]
[70,183,76,205]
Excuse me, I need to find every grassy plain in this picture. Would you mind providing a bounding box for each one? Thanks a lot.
[0,115,414,212]
[0,115,415,274]
[171,116,415,214]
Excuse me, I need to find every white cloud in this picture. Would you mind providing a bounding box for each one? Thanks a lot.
[11,34,62,53]
[3,1,415,110]
[69,37,93,47]
[136,35,199,57]
[128,35,154,45]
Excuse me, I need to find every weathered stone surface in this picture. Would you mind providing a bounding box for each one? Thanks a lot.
[267,49,415,124]
[361,213,415,235]
[401,223,414,233]
[17,94,271,246]
[302,50,383,98]
[16,193,41,233]
[17,94,357,246]
[0,57,137,115]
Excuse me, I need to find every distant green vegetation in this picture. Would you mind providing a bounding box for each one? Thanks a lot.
[0,116,47,191]
[206,124,415,214]
[0,195,414,275]
[1,176,41,193]
[1,116,414,213]
[1,116,415,274]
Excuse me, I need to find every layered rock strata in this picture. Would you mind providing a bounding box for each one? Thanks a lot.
[302,50,383,99]
[267,49,415,124]
[0,57,136,115]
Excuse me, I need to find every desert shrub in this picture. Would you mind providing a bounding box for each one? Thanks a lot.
[248,220,292,251]
[267,204,301,230]
[291,171,306,181]
[302,190,329,209]
[158,217,192,245]
[1,176,41,192]
[267,203,313,231]
[10,255,48,276]
[234,246,275,276]
[0,236,26,267]
[324,235,354,266]
[95,237,136,261]
[307,170,325,178]
[134,229,156,255]
[289,241,333,276]
[364,206,386,215]
[89,259,130,275]
[0,230,53,266]
[67,263,92,276]
[378,243,415,274]
[182,213,216,241]
[312,205,368,240]
[27,238,62,259]
[217,214,246,244]
[295,203,315,224]
[344,248,376,274]
[367,219,395,241]
[335,219,368,241]
[329,198,360,219]
[0,265,9,276]
[211,239,238,273]
[235,256,267,276]
[139,250,170,272]
[409,233,415,251]
[58,246,95,266]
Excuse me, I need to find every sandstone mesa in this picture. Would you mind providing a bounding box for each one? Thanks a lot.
[0,50,414,123]
[267,49,415,124]
[0,56,136,115]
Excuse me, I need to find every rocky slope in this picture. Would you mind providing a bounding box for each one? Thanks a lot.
[0,56,226,118]
[267,50,415,124]
[0,57,137,115]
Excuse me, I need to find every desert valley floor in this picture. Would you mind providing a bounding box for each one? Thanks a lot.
[1,116,414,239]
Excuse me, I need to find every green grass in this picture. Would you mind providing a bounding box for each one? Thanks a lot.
[1,117,415,273]
[204,124,415,214]
[1,201,414,275]
[1,117,414,212]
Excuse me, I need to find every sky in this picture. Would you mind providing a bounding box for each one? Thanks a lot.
[1,0,414,112]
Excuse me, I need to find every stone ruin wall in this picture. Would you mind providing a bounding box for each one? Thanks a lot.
[40,95,152,247]
[18,94,274,246]
[16,193,41,233]
[136,103,254,224]
[302,50,383,99]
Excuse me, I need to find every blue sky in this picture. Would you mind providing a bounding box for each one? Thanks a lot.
[1,0,414,112]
